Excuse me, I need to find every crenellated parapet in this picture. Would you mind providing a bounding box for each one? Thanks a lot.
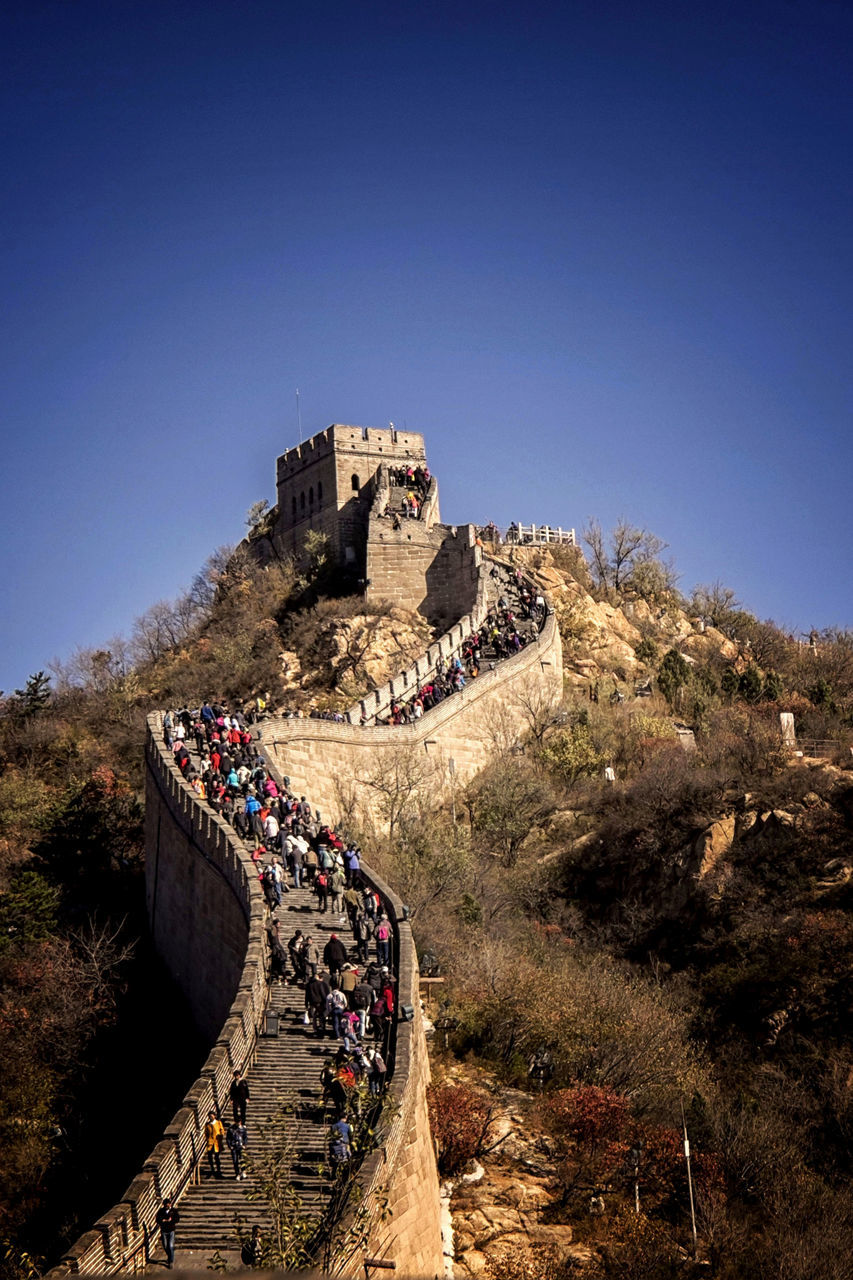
[272,424,431,570]
[48,721,270,1275]
[49,714,446,1277]
[261,604,563,819]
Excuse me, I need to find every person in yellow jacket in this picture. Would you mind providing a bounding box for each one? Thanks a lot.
[205,1110,225,1179]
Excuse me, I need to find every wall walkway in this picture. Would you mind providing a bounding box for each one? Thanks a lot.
[48,559,563,1279]
[48,722,442,1278]
[261,608,563,819]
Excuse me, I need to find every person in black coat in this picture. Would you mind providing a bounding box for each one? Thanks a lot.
[305,971,331,1035]
[155,1197,180,1269]
[323,933,348,982]
[229,1070,250,1124]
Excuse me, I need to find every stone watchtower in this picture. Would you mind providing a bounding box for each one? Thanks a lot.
[266,421,476,629]
[273,424,430,570]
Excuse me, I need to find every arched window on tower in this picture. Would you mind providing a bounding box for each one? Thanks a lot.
[317,480,323,504]
[292,496,296,517]
[309,485,314,506]
[351,473,360,492]
[300,491,305,511]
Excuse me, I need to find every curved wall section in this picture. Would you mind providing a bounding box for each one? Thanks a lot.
[262,609,563,817]
[145,723,261,1040]
[48,719,269,1275]
[344,553,490,726]
[50,715,444,1277]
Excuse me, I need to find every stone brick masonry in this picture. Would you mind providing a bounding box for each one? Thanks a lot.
[262,607,563,821]
[47,421,564,1277]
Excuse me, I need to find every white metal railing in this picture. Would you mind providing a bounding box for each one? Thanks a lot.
[504,523,576,546]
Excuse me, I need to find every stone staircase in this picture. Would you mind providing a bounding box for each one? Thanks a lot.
[146,567,540,1270]
[481,558,541,642]
[148,882,361,1270]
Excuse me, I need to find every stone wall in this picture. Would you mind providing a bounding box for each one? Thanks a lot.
[344,611,486,727]
[47,720,270,1275]
[261,608,563,819]
[365,520,482,628]
[50,716,445,1278]
[146,753,254,1041]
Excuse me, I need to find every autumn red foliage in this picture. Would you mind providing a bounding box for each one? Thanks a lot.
[427,1081,498,1176]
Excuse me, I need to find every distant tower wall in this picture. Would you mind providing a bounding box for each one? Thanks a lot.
[273,424,430,570]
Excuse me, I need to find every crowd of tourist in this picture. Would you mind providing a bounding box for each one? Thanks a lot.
[388,462,431,494]
[374,568,548,727]
[163,701,395,1173]
[377,462,432,522]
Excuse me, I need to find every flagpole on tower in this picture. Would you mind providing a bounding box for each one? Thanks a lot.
[296,388,303,445]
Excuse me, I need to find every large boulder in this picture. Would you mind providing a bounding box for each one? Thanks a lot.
[693,815,736,878]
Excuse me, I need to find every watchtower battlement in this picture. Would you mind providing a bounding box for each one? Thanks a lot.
[276,423,425,474]
[271,423,431,569]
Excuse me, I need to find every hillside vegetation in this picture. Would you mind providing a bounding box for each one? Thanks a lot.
[345,541,853,1279]
[0,521,851,1278]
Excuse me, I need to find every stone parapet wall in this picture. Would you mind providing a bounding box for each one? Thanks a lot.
[365,519,481,628]
[48,718,270,1276]
[419,476,440,530]
[145,730,260,1041]
[344,612,483,728]
[345,548,491,725]
[262,608,563,817]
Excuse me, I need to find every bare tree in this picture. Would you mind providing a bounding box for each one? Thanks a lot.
[610,521,657,591]
[464,758,556,866]
[50,639,132,695]
[389,808,474,918]
[130,596,199,665]
[328,601,393,690]
[358,746,435,839]
[69,916,136,1018]
[187,544,234,612]
[582,517,610,588]
[237,1098,314,1270]
[582,518,673,599]
[245,498,270,530]
[691,580,741,626]
[513,677,565,747]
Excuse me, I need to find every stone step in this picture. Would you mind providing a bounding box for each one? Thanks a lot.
[144,782,362,1268]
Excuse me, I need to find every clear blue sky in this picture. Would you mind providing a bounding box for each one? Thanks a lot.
[2,0,851,693]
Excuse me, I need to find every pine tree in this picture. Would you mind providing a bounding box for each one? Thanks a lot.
[12,671,51,717]
[738,663,763,704]
[657,649,691,709]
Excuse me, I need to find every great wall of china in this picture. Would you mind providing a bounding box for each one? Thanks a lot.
[48,426,564,1278]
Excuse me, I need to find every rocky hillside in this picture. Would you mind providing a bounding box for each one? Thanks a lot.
[493,544,736,692]
[278,600,434,705]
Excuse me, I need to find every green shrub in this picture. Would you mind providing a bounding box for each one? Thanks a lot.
[540,723,606,783]
[657,650,691,709]
[634,638,659,665]
[0,872,58,951]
